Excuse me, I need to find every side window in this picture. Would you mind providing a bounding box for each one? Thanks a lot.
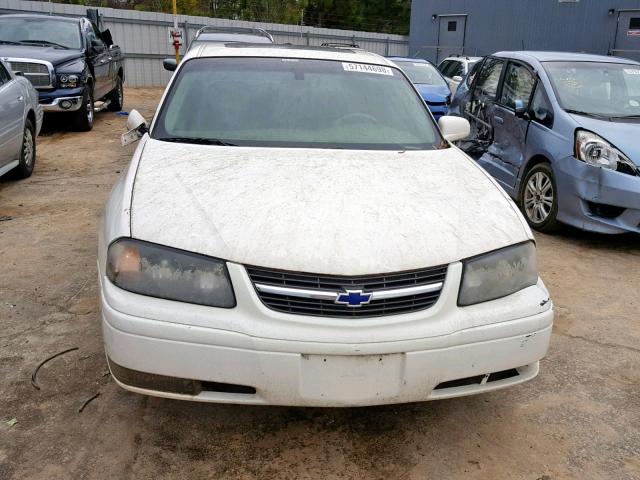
[500,62,536,109]
[474,57,505,101]
[530,83,554,129]
[0,63,10,86]
[465,61,481,86]
[86,23,105,49]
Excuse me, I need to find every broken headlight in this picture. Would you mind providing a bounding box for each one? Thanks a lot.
[458,242,538,306]
[575,130,638,176]
[106,238,235,308]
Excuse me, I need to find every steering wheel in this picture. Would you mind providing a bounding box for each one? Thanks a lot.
[335,112,379,125]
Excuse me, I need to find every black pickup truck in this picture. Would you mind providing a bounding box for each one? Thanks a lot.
[0,12,124,131]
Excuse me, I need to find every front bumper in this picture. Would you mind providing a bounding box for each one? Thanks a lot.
[555,156,640,234]
[100,262,553,407]
[38,87,84,112]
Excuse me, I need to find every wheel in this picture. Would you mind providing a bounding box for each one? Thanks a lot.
[520,163,561,233]
[72,85,94,132]
[11,119,36,179]
[107,76,124,111]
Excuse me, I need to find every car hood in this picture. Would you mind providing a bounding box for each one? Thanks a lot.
[0,45,82,67]
[414,84,451,103]
[130,139,530,275]
[569,114,640,166]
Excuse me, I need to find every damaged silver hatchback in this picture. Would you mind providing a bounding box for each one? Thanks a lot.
[450,51,640,234]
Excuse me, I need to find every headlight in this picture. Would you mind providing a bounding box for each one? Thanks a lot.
[458,242,538,306]
[106,238,235,308]
[57,74,78,88]
[575,130,638,176]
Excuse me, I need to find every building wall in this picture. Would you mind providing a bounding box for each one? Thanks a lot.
[410,0,640,63]
[0,0,409,87]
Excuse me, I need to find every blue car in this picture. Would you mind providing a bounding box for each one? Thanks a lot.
[451,51,640,234]
[388,57,451,120]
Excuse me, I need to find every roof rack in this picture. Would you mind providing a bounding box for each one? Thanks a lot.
[320,42,360,49]
[194,26,274,43]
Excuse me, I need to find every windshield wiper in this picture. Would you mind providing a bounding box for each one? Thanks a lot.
[564,109,610,119]
[19,39,69,49]
[157,137,237,146]
[609,114,640,119]
[0,40,22,45]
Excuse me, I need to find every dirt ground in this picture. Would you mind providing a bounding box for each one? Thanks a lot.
[0,88,639,480]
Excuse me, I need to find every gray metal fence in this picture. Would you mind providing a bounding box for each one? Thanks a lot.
[0,0,409,87]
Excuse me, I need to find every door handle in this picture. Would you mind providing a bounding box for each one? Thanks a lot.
[493,116,504,125]
[107,57,112,61]
[17,95,24,102]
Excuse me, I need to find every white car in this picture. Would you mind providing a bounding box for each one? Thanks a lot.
[438,55,482,93]
[99,44,553,407]
[0,59,42,179]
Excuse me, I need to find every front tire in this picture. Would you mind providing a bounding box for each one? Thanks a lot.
[520,163,561,233]
[72,85,94,132]
[11,119,36,179]
[107,76,123,111]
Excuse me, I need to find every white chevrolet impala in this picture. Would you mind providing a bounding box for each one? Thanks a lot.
[99,44,553,406]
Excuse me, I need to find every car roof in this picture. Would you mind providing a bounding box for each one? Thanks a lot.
[187,43,394,66]
[0,13,79,23]
[493,50,640,64]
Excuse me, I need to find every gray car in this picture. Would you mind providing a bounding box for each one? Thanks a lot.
[0,58,42,179]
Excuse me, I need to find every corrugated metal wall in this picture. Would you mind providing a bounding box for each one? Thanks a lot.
[0,0,409,87]
[409,0,640,63]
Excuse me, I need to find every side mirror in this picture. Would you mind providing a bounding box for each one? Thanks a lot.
[452,75,463,82]
[14,71,24,77]
[438,116,471,142]
[121,109,148,146]
[514,99,528,118]
[91,38,105,53]
[163,58,177,72]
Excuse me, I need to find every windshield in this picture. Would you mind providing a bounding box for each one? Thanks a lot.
[153,57,442,150]
[395,61,448,86]
[544,61,640,117]
[0,17,81,49]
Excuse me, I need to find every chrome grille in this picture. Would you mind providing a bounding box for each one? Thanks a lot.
[246,265,447,318]
[7,60,52,88]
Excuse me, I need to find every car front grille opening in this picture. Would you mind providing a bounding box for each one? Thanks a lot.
[586,201,625,219]
[108,358,256,396]
[434,368,520,390]
[246,264,447,318]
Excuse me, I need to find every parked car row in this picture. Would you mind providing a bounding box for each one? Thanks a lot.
[0,11,125,180]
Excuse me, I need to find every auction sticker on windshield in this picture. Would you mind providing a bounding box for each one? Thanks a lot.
[342,62,393,76]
